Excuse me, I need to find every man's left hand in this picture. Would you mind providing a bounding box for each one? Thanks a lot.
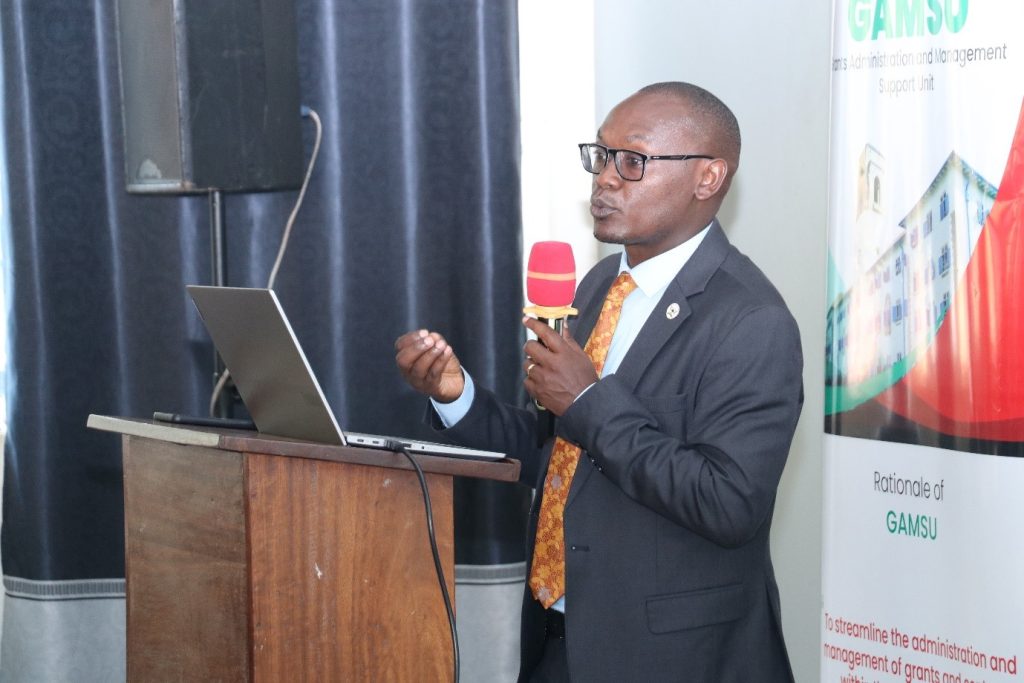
[522,316,598,415]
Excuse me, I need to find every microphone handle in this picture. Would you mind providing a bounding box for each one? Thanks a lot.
[533,316,565,412]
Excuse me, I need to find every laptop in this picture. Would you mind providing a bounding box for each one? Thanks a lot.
[186,285,504,461]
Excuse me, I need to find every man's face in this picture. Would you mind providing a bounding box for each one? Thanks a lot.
[589,92,712,266]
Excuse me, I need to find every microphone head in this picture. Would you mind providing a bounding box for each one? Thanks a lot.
[526,241,576,307]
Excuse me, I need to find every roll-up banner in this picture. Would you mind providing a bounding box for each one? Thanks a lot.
[824,2,1024,682]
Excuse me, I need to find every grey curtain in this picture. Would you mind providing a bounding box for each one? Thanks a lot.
[1,0,528,679]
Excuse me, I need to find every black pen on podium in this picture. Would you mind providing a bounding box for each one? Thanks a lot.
[152,411,256,431]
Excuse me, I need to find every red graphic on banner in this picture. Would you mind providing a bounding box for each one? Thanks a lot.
[876,100,1024,441]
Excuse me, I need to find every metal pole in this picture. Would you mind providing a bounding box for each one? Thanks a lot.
[210,189,226,287]
[209,190,232,417]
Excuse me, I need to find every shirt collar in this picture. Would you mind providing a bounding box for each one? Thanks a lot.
[617,221,713,297]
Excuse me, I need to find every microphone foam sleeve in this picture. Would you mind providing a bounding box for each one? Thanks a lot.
[526,241,576,308]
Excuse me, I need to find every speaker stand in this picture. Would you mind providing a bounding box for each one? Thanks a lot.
[209,190,233,418]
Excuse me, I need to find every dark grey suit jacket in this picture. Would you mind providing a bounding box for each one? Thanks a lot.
[438,221,803,682]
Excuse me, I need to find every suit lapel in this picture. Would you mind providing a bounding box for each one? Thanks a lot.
[612,279,692,388]
[612,220,731,390]
[565,222,732,508]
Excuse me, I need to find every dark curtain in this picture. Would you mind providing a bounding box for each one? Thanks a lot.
[2,0,529,597]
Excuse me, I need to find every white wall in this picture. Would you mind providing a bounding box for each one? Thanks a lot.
[518,3,601,279]
[591,3,831,681]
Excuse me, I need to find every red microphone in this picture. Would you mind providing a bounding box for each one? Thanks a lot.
[524,241,578,326]
[524,242,579,414]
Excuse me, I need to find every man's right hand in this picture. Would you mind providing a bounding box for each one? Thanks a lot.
[394,329,465,403]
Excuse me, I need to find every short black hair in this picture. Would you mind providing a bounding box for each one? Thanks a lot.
[637,81,741,170]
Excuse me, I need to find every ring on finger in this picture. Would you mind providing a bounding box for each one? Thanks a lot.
[526,362,536,378]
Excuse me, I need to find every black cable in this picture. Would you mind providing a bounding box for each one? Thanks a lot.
[388,441,460,683]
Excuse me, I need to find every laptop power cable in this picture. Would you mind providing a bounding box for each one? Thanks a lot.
[386,439,461,683]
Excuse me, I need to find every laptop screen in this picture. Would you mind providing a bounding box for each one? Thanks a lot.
[187,285,347,445]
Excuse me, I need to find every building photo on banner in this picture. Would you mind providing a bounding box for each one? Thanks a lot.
[824,1,1024,682]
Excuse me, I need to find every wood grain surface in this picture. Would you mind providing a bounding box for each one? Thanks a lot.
[246,452,456,682]
[123,436,250,681]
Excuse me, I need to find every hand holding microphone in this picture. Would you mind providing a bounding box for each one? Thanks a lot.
[522,242,597,415]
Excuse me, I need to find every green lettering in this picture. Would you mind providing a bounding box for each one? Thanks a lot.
[946,0,968,33]
[856,0,965,41]
[894,0,923,37]
[926,0,943,34]
[907,514,920,536]
[873,0,893,39]
[849,0,873,40]
[887,511,939,539]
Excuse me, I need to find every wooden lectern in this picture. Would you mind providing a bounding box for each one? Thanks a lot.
[87,415,520,682]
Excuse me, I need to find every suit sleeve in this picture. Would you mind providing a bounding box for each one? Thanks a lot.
[559,303,803,548]
[428,385,546,487]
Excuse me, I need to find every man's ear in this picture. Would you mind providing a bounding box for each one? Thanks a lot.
[694,159,729,200]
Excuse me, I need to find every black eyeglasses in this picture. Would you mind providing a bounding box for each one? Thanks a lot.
[578,143,713,181]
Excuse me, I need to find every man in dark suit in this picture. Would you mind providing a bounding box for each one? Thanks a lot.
[395,82,803,682]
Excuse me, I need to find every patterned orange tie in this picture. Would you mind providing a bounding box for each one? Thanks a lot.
[528,272,638,608]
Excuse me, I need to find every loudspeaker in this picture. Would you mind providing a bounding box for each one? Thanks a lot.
[115,0,303,194]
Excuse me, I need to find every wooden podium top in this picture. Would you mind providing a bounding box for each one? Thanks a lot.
[88,414,520,483]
